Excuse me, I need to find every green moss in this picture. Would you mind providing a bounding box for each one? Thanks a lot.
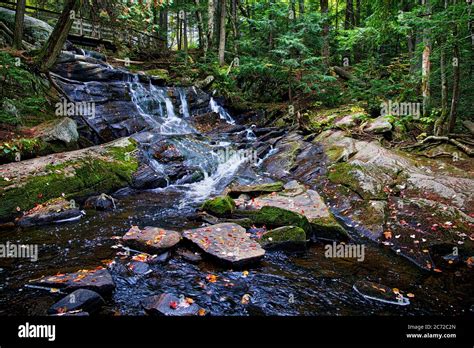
[325,145,345,162]
[229,182,284,196]
[260,226,307,247]
[327,163,359,187]
[0,147,138,221]
[310,215,349,241]
[237,206,312,233]
[201,196,236,217]
[0,137,75,164]
[143,69,170,81]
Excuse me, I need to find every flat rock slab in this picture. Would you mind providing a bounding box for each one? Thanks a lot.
[182,223,265,266]
[30,268,115,295]
[47,289,104,315]
[353,280,410,306]
[17,198,83,227]
[240,189,332,222]
[123,226,181,254]
[142,293,207,316]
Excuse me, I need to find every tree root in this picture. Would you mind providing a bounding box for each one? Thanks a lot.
[404,135,474,156]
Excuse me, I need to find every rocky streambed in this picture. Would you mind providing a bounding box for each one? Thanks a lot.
[0,31,473,316]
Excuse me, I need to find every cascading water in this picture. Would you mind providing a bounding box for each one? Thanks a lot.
[210,97,236,124]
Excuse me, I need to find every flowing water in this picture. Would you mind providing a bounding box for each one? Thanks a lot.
[0,72,472,317]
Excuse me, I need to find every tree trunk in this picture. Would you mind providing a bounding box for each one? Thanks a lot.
[448,21,460,132]
[345,0,354,30]
[434,46,448,135]
[194,0,206,50]
[207,0,215,50]
[321,0,330,68]
[299,0,305,17]
[183,11,188,52]
[159,1,169,50]
[13,0,26,50]
[231,0,239,55]
[421,0,431,118]
[36,0,82,73]
[355,0,361,26]
[218,0,226,66]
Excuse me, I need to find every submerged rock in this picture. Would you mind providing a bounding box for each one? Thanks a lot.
[142,293,207,316]
[176,248,203,263]
[353,280,410,306]
[30,268,115,295]
[122,226,181,254]
[47,289,104,315]
[17,198,83,227]
[84,194,116,211]
[259,226,307,251]
[131,164,167,189]
[182,223,265,267]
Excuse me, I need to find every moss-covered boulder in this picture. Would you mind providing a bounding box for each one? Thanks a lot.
[0,137,138,222]
[236,206,312,233]
[234,186,348,240]
[201,196,236,217]
[259,226,307,250]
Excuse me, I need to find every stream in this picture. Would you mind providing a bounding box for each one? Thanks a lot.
[0,52,472,316]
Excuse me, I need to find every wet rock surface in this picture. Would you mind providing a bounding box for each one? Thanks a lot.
[30,268,115,296]
[183,223,265,266]
[123,226,181,254]
[142,293,207,316]
[259,226,307,250]
[17,198,83,227]
[47,289,104,315]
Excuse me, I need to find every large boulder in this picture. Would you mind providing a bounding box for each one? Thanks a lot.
[31,117,79,145]
[182,223,265,267]
[0,137,138,223]
[0,7,53,47]
[364,116,393,133]
[234,182,348,241]
[316,129,474,270]
[201,196,236,217]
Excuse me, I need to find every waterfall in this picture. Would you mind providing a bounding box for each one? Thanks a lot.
[178,88,190,118]
[210,97,235,124]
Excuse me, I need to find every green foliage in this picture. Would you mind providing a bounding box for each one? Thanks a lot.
[0,52,50,126]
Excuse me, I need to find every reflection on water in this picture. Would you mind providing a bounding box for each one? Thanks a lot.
[0,189,472,316]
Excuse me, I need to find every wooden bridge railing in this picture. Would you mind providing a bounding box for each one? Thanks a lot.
[0,0,164,50]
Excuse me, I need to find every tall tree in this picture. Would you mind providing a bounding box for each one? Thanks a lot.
[194,0,206,50]
[321,0,330,68]
[448,3,460,132]
[207,0,216,50]
[36,0,82,73]
[159,1,169,50]
[13,0,26,50]
[218,0,226,65]
[421,0,432,118]
[344,0,355,29]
